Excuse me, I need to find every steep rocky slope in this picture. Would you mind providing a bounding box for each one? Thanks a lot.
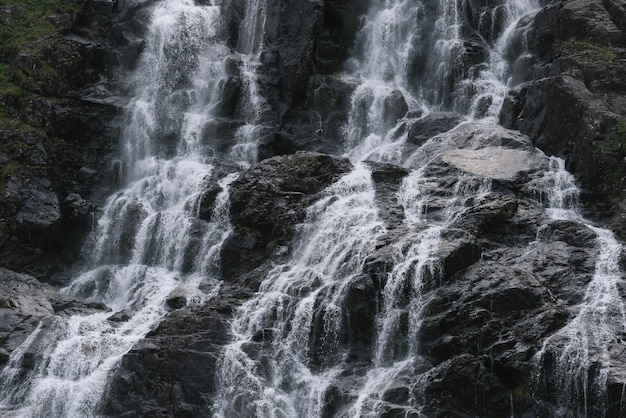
[0,0,625,417]
[0,0,119,278]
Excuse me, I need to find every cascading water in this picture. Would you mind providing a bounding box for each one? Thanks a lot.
[214,164,388,417]
[214,0,540,415]
[0,0,246,416]
[1,0,621,416]
[343,0,539,162]
[456,0,539,119]
[228,0,269,166]
[533,157,626,417]
[350,171,492,417]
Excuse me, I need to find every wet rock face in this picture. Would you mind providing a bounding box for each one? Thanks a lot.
[0,267,107,366]
[221,151,352,282]
[500,0,626,238]
[205,120,603,417]
[219,0,370,158]
[101,285,250,418]
[277,74,359,155]
[0,0,121,278]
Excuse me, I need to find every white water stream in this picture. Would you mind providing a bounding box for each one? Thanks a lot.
[349,171,492,417]
[533,157,626,417]
[0,0,247,416]
[214,164,387,417]
[343,0,539,162]
[214,1,541,415]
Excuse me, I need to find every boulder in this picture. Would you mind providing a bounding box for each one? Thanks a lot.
[405,112,463,146]
[100,285,250,418]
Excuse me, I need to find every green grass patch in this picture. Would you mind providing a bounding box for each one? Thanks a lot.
[564,38,616,61]
[0,109,48,139]
[0,63,23,96]
[0,0,81,95]
[598,119,626,155]
[1,160,21,180]
[0,0,80,51]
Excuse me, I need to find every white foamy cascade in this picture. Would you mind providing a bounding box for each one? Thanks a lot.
[534,157,626,416]
[343,0,540,161]
[228,0,269,167]
[214,164,387,417]
[0,1,242,416]
[458,0,539,120]
[121,0,229,170]
[350,169,492,416]
[343,0,423,161]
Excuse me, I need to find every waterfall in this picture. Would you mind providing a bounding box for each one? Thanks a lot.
[1,0,622,416]
[350,170,492,416]
[214,0,543,416]
[343,0,539,161]
[228,0,269,167]
[214,164,387,417]
[0,0,245,416]
[533,157,626,416]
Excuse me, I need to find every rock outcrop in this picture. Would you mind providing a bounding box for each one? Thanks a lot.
[221,151,352,282]
[501,0,626,239]
[101,284,250,418]
[0,0,120,279]
[0,267,106,366]
[96,120,609,416]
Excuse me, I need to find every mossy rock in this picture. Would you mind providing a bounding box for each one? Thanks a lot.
[563,38,616,62]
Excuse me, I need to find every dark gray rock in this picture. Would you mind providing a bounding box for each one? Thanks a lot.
[0,0,119,277]
[278,75,359,155]
[413,185,602,415]
[500,0,626,238]
[100,285,251,418]
[405,112,463,146]
[221,151,353,282]
[63,192,94,228]
[314,0,369,73]
[366,161,410,231]
[421,354,510,417]
[0,267,107,366]
[221,0,369,159]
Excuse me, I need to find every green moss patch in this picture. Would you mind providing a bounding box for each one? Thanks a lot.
[0,0,82,94]
[0,0,80,51]
[1,160,21,180]
[564,38,616,62]
[598,119,626,155]
[0,63,23,96]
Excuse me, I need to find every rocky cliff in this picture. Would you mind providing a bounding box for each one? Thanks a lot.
[502,0,626,238]
[1,0,626,417]
[0,0,120,279]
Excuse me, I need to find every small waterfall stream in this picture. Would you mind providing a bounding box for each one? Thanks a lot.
[215,164,388,417]
[343,0,539,162]
[228,0,268,167]
[533,158,626,417]
[350,171,492,417]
